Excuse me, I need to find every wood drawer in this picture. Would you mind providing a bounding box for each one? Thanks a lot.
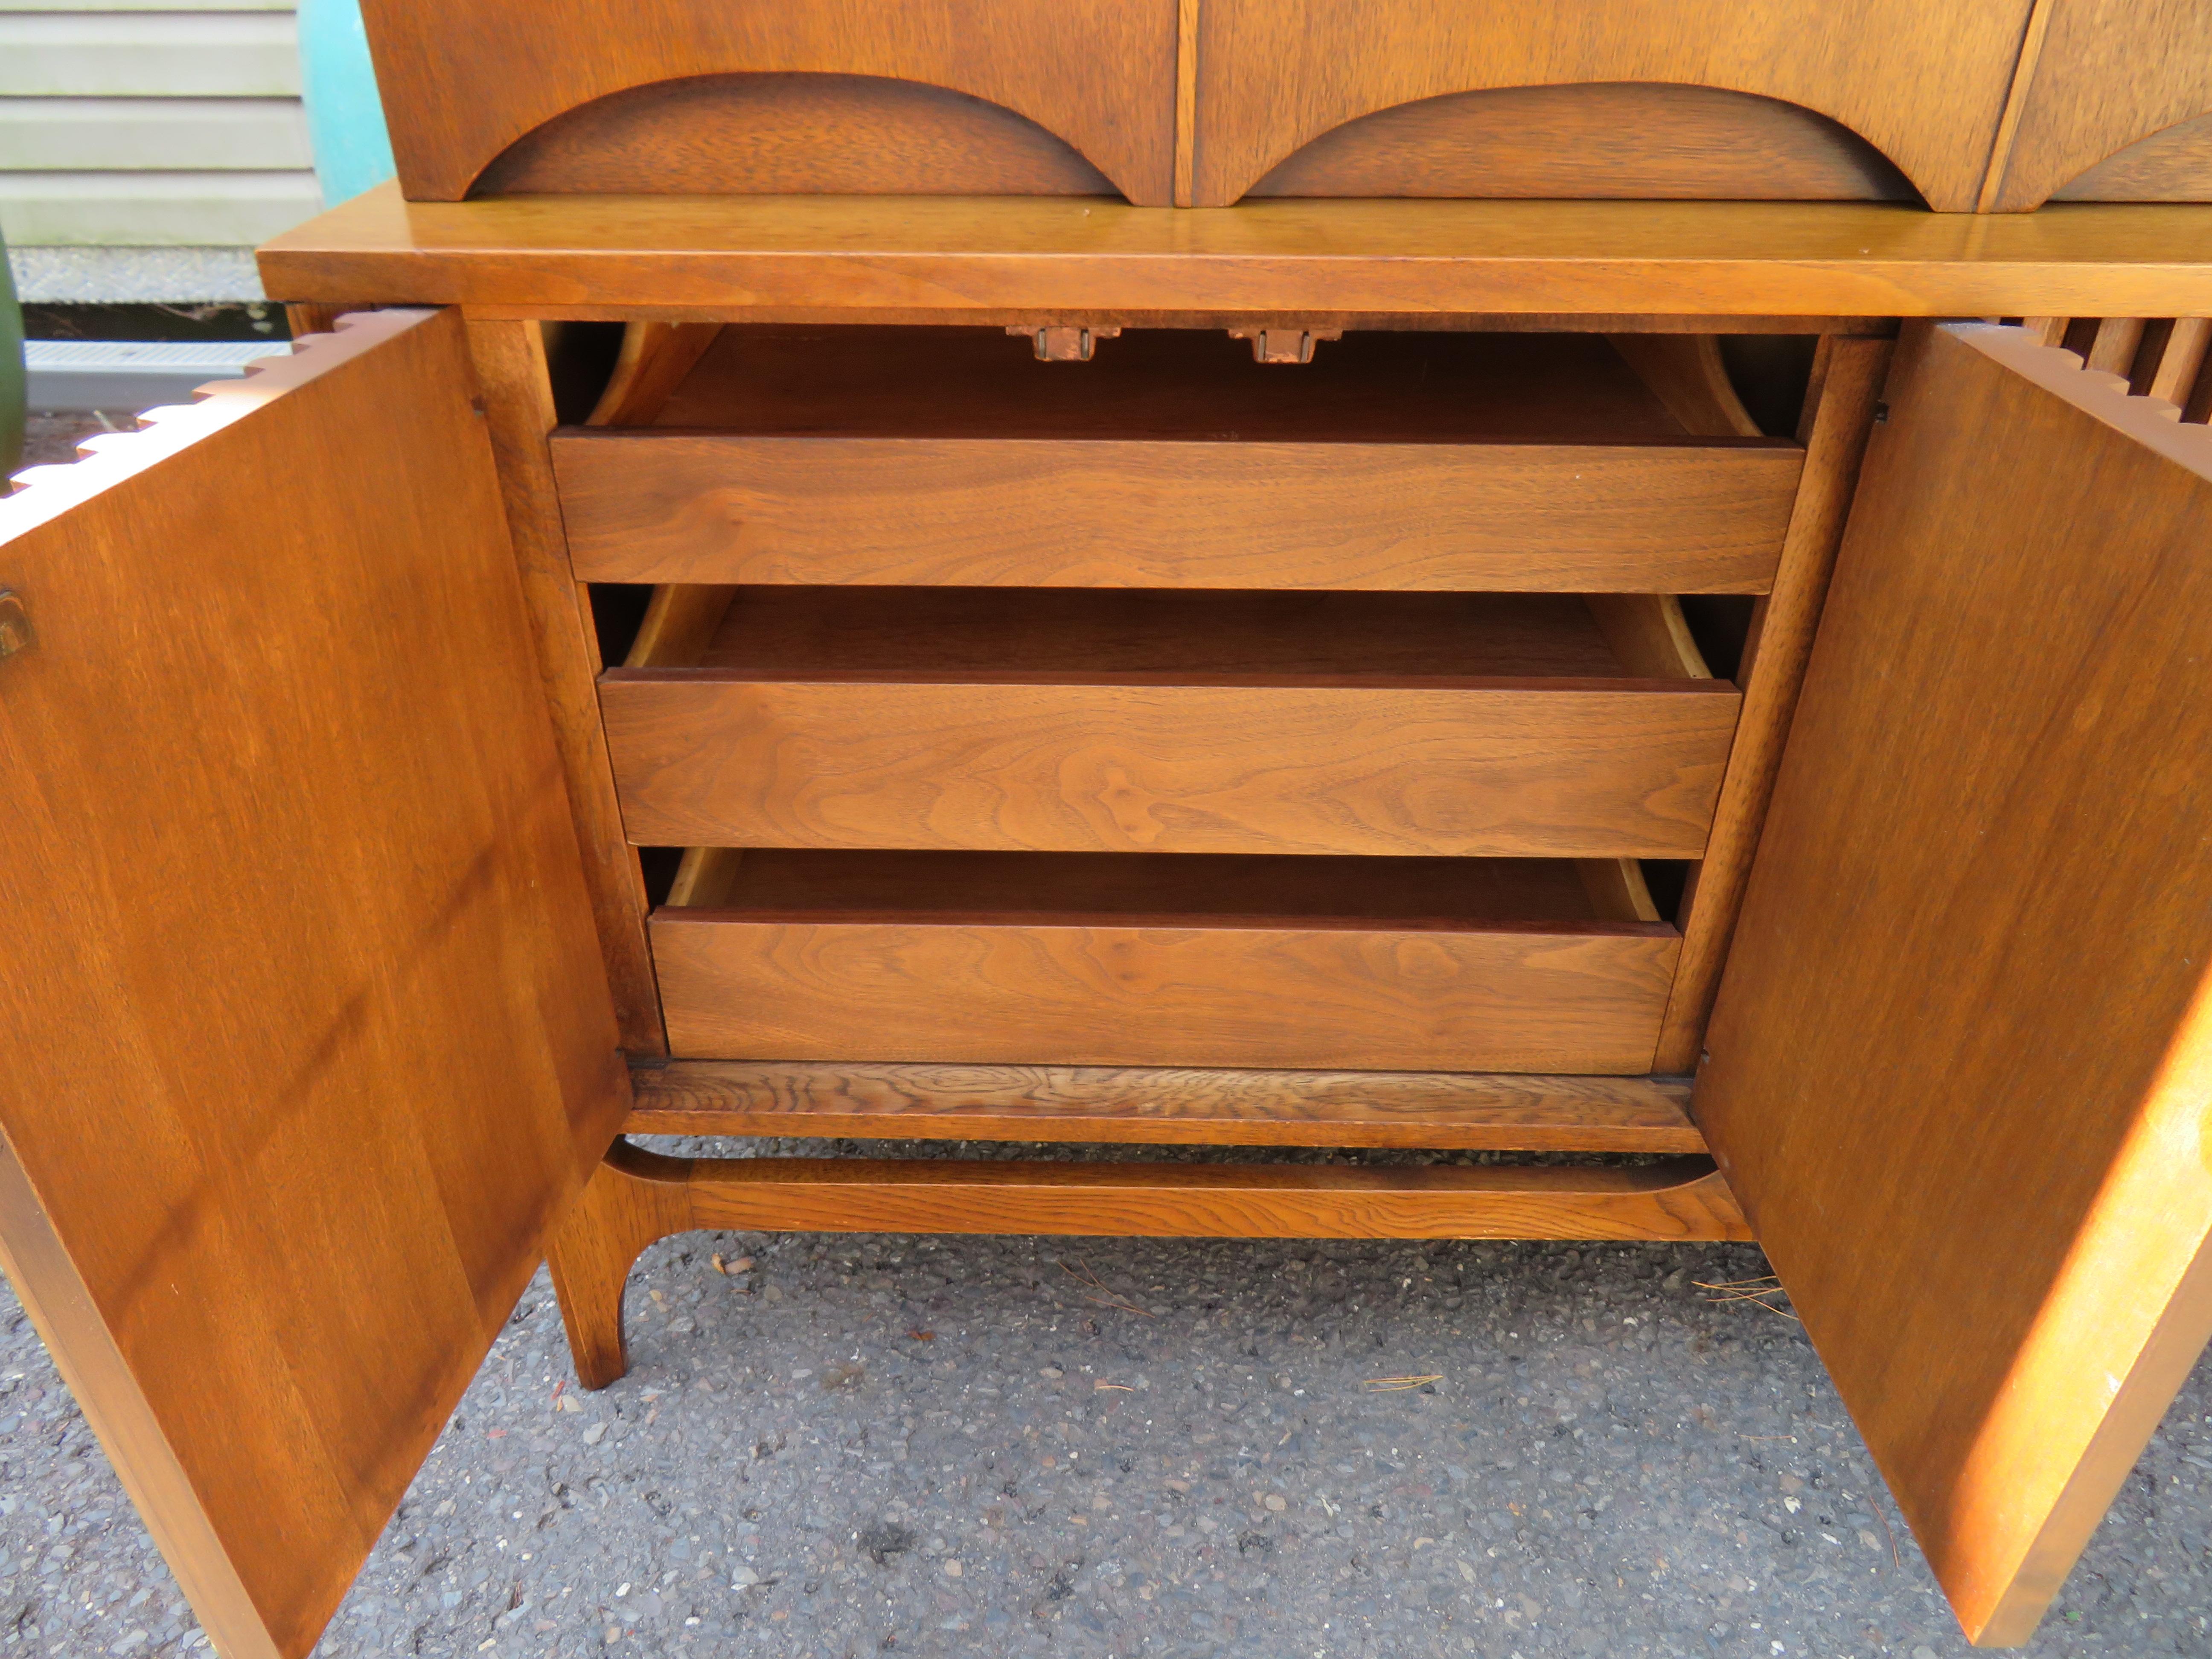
[650,851,1678,1071]
[600,588,1738,857]
[553,327,1803,593]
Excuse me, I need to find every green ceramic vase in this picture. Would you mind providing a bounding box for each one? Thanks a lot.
[0,231,23,479]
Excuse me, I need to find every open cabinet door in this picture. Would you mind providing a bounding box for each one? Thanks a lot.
[0,310,627,1659]
[1697,321,2212,1647]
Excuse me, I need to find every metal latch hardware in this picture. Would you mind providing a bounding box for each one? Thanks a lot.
[1007,325,1121,363]
[0,591,30,660]
[1228,327,1342,364]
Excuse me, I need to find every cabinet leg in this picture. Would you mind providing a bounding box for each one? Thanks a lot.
[546,1140,696,1390]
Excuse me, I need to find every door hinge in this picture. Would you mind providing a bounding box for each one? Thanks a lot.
[1228,327,1342,364]
[0,591,31,660]
[1007,325,1121,362]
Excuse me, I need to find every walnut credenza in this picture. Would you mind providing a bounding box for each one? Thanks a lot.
[10,6,2212,1653]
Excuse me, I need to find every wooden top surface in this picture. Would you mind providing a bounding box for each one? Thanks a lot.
[259,184,2212,318]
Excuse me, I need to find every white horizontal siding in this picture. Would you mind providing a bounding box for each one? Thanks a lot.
[0,169,319,243]
[0,0,291,9]
[0,97,311,169]
[0,13,301,97]
[0,4,317,247]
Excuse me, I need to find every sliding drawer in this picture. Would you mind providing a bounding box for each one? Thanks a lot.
[554,327,1802,593]
[601,588,1738,857]
[650,851,1679,1072]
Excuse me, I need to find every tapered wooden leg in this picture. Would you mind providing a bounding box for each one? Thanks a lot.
[546,1141,696,1389]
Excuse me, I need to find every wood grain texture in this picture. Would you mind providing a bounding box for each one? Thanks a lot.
[1248,82,1917,202]
[1698,324,2212,1645]
[258,189,2212,321]
[600,675,1738,859]
[476,73,1116,197]
[1606,335,1763,438]
[1650,333,1890,1073]
[547,1139,1748,1385]
[625,1060,1707,1150]
[2145,316,2212,406]
[466,320,667,1055]
[689,587,1636,678]
[544,1140,691,1390]
[620,584,736,669]
[1583,595,1714,680]
[602,588,1731,854]
[585,321,721,428]
[649,323,1693,439]
[0,311,626,1659]
[358,0,1173,203]
[665,846,745,908]
[1995,0,2212,210]
[1577,857,1662,925]
[2051,112,2212,203]
[657,1143,1745,1241]
[650,850,1679,1072]
[555,437,1799,593]
[1188,0,2037,209]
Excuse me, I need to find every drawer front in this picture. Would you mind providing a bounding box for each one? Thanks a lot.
[652,915,1678,1072]
[554,435,1802,592]
[600,678,1740,857]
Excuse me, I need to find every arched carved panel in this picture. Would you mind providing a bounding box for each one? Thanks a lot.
[1247,84,1917,203]
[2049,114,2212,203]
[475,74,1115,197]
[358,0,1176,204]
[1998,0,2212,210]
[1189,0,2037,210]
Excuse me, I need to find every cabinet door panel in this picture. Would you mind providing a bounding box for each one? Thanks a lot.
[1698,322,2212,1646]
[1188,0,2034,208]
[0,310,625,1659]
[360,0,1178,204]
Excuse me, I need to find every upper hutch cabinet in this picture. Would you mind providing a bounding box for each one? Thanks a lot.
[1185,0,2212,210]
[355,0,1181,202]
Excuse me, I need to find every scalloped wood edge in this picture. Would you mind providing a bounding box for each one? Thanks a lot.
[548,1138,1750,1387]
[2,310,428,535]
[1958,323,2212,466]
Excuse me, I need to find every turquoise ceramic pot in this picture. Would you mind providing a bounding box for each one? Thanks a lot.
[299,0,398,207]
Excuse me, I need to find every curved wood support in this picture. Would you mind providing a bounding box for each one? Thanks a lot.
[546,1141,696,1391]
[477,72,1118,199]
[1189,3,2035,210]
[586,321,723,428]
[547,1138,1749,1385]
[359,0,1175,203]
[1246,83,1916,204]
[1992,3,2212,211]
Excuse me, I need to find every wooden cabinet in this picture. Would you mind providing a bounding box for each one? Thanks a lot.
[1189,0,2030,209]
[9,10,2212,1655]
[357,0,1179,202]
[0,309,627,1659]
[353,0,2212,211]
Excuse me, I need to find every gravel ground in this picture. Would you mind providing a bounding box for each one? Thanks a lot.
[18,410,135,471]
[0,1135,2209,1659]
[6,248,266,305]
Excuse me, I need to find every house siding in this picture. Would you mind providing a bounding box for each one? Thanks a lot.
[0,0,320,247]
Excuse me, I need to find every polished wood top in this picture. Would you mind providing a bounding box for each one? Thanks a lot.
[259,184,2212,320]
